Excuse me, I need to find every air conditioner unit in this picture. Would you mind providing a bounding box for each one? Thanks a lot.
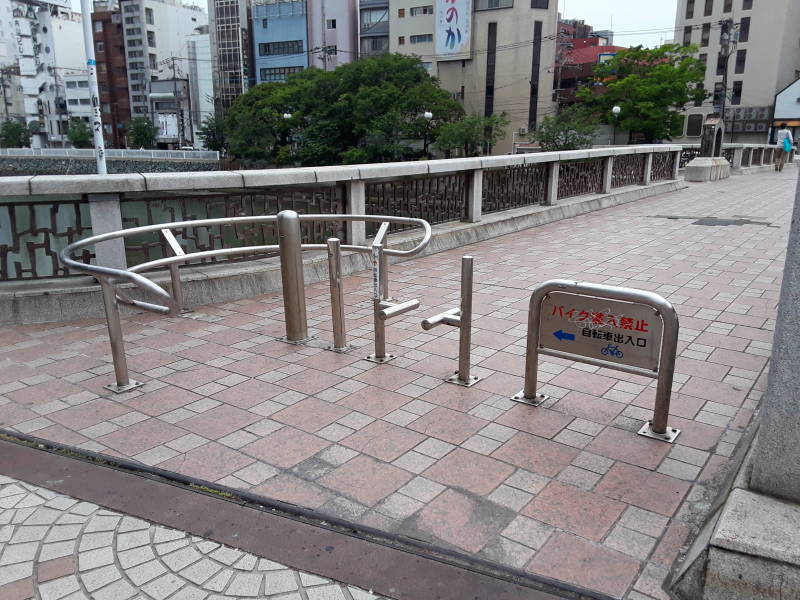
[518,127,528,135]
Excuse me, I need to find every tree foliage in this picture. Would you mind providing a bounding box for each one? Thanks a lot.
[577,44,707,142]
[67,118,92,149]
[434,113,510,157]
[531,105,599,151]
[196,114,226,151]
[226,54,466,165]
[127,117,159,148]
[0,120,31,147]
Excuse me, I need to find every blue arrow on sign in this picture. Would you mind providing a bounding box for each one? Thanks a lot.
[553,330,575,341]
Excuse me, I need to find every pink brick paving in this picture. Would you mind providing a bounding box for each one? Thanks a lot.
[0,171,794,599]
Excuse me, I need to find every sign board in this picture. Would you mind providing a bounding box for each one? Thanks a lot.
[540,291,662,371]
[156,113,178,139]
[435,0,472,60]
[597,52,616,64]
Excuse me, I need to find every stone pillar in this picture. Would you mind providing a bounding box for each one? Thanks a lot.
[346,180,366,246]
[465,169,483,223]
[601,156,614,193]
[671,150,681,179]
[87,193,127,270]
[545,161,559,206]
[642,152,653,186]
[731,147,744,170]
[750,181,800,502]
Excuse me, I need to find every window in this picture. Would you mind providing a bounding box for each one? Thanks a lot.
[68,99,78,105]
[129,61,144,69]
[731,80,742,104]
[410,34,433,44]
[475,0,513,8]
[66,81,77,88]
[326,19,336,29]
[683,25,692,46]
[145,7,153,24]
[94,21,103,32]
[79,98,90,105]
[686,114,703,136]
[742,0,752,8]
[127,38,142,47]
[78,81,89,88]
[360,36,389,54]
[124,16,139,24]
[699,52,707,68]
[149,53,157,69]
[130,84,142,91]
[704,0,713,16]
[258,40,303,56]
[259,66,303,82]
[398,36,405,45]
[128,50,143,57]
[694,83,704,106]
[410,5,433,15]
[723,0,732,11]
[701,23,710,46]
[398,9,405,17]
[123,4,137,13]
[422,62,432,71]
[95,41,104,53]
[126,27,141,35]
[739,17,750,42]
[686,0,695,18]
[262,18,268,28]
[531,0,548,7]
[130,71,144,80]
[146,31,155,47]
[716,53,726,75]
[713,81,724,106]
[361,8,387,30]
[734,49,746,73]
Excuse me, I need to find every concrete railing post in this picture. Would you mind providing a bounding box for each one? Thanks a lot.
[346,180,366,246]
[671,150,681,179]
[601,156,614,193]
[732,146,744,169]
[465,168,483,223]
[642,152,653,186]
[545,160,559,206]
[87,193,127,270]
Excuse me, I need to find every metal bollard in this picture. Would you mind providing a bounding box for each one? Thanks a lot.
[277,210,310,344]
[420,256,480,387]
[161,229,187,314]
[100,281,143,393]
[326,237,349,352]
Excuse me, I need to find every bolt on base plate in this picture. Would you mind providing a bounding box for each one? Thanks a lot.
[365,353,396,364]
[638,422,681,443]
[276,335,315,346]
[511,390,549,407]
[104,380,144,394]
[325,344,352,353]
[446,374,481,387]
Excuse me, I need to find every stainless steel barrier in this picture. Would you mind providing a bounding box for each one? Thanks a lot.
[326,238,348,352]
[513,279,681,443]
[59,210,431,392]
[421,256,479,387]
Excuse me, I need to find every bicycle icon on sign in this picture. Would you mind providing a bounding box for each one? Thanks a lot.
[601,344,624,358]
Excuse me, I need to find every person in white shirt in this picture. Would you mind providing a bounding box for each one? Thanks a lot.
[775,123,794,172]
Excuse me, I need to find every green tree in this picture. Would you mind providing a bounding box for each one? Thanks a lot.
[127,117,159,148]
[226,54,464,165]
[577,44,707,142]
[531,105,599,151]
[196,114,226,151]
[66,118,92,149]
[434,113,510,157]
[0,119,31,147]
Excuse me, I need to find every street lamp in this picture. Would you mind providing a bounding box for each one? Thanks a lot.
[611,105,621,145]
[422,110,433,158]
[283,112,292,120]
[423,111,433,121]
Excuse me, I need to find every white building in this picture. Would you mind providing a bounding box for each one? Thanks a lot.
[186,24,213,138]
[306,0,357,71]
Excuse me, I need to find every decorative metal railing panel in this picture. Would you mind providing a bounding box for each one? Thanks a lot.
[120,186,346,266]
[365,173,467,235]
[680,148,701,168]
[482,164,548,213]
[611,154,646,188]
[650,152,676,182]
[741,148,751,167]
[0,199,94,280]
[557,159,604,199]
[751,148,763,165]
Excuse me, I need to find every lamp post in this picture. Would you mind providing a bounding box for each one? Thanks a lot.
[611,105,621,145]
[422,110,433,158]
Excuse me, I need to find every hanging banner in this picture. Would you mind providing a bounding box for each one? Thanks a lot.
[435,0,472,60]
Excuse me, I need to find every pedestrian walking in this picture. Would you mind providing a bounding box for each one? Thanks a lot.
[775,123,794,172]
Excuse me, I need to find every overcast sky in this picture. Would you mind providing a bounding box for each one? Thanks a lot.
[560,0,679,48]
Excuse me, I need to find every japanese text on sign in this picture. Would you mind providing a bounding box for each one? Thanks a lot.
[435,0,472,59]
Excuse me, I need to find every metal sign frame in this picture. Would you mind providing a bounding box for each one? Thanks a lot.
[512,279,681,443]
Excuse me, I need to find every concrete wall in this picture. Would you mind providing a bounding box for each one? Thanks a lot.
[0,157,220,176]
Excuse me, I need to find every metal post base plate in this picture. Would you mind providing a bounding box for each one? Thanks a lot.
[325,344,352,354]
[511,391,549,407]
[277,335,314,346]
[104,380,144,394]
[638,422,681,443]
[446,374,481,387]
[365,353,396,364]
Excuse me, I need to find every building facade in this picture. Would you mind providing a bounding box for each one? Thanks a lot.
[207,0,251,112]
[672,0,800,144]
[359,0,388,57]
[307,0,357,71]
[92,1,131,148]
[252,0,307,84]
[149,77,193,146]
[186,25,213,137]
[388,0,558,155]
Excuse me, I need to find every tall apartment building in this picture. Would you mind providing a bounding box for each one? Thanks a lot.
[388,0,558,155]
[118,0,207,120]
[307,0,357,71]
[672,0,800,144]
[207,0,252,112]
[360,0,389,57]
[186,25,213,135]
[92,1,131,148]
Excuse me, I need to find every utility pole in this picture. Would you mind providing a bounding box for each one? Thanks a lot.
[554,31,572,115]
[79,0,107,174]
[168,54,185,148]
[717,18,736,132]
[0,66,10,121]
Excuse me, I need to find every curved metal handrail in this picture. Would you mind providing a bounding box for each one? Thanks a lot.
[58,213,432,316]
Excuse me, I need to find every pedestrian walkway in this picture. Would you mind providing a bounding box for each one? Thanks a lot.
[0,474,384,600]
[0,169,796,600]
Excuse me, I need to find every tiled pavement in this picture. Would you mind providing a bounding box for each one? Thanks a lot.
[0,475,386,600]
[0,170,795,599]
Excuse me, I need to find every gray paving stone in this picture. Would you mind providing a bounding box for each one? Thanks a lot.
[227,572,264,596]
[39,574,80,600]
[263,570,298,595]
[125,559,167,586]
[141,573,186,600]
[80,564,123,592]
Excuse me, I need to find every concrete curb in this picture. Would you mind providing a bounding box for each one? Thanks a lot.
[0,179,686,325]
